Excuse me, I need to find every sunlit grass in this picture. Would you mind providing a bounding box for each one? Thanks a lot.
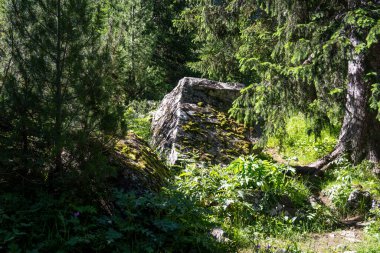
[267,114,338,165]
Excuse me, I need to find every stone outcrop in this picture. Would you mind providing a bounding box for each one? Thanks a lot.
[151,77,258,166]
[110,132,169,192]
[346,189,371,211]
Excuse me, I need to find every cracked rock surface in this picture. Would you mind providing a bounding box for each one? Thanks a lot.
[151,77,259,166]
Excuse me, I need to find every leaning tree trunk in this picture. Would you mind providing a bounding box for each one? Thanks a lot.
[298,35,380,173]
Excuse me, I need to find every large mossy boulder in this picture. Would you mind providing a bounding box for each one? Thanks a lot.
[151,77,259,166]
[110,132,169,192]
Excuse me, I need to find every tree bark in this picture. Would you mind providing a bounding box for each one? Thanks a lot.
[299,34,380,174]
[54,0,63,173]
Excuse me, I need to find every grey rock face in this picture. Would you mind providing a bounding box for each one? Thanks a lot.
[210,227,229,242]
[346,189,371,211]
[151,77,258,165]
[372,166,380,178]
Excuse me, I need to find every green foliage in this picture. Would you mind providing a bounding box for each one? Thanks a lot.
[174,0,248,82]
[229,157,308,205]
[354,205,380,252]
[0,187,226,252]
[1,155,342,252]
[0,0,126,179]
[322,157,380,217]
[226,0,380,140]
[152,0,197,90]
[110,0,166,99]
[1,1,380,252]
[110,0,193,100]
[370,82,380,120]
[0,191,102,252]
[175,155,336,248]
[108,190,225,252]
[358,201,380,253]
[267,114,338,165]
[123,100,159,141]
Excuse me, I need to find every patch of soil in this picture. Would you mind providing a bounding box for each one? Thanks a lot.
[265,148,289,165]
[301,228,363,253]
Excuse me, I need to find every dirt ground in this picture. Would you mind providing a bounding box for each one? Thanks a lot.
[300,228,363,253]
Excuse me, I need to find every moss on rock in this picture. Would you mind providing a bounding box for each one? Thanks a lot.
[152,77,261,166]
[111,132,169,192]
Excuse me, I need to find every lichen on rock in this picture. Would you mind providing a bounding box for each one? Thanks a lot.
[110,132,169,192]
[151,77,259,166]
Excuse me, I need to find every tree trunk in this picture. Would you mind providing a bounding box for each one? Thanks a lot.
[337,37,380,164]
[300,34,380,174]
[54,0,63,173]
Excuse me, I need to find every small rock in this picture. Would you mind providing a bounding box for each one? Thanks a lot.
[372,167,380,178]
[341,230,362,243]
[309,196,321,208]
[328,233,335,238]
[210,228,229,242]
[341,230,355,238]
[345,237,362,243]
[335,244,347,250]
[346,190,371,211]
[371,199,380,209]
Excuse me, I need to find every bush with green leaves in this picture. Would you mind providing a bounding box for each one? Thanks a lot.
[322,157,380,217]
[103,189,228,252]
[175,155,336,246]
[353,204,380,253]
[0,181,228,253]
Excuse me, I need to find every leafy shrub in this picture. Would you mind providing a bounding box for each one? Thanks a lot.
[106,189,227,252]
[355,192,380,252]
[0,188,227,252]
[355,204,380,253]
[174,155,336,247]
[322,157,380,217]
[0,191,104,252]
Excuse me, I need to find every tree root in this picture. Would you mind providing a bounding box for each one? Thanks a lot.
[269,143,380,177]
[293,146,344,176]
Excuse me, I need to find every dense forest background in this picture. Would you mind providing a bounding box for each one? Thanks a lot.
[0,0,380,252]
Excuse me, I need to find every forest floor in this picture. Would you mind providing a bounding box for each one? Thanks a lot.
[301,227,363,252]
[301,228,364,252]
[262,148,371,253]
[239,215,368,252]
[240,227,364,252]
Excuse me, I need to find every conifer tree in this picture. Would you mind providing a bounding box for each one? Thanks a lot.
[180,0,380,167]
[231,0,380,167]
[110,0,169,99]
[0,0,125,180]
[175,0,246,82]
[152,0,196,88]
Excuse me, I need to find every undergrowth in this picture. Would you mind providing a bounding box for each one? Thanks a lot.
[2,102,380,253]
[321,157,380,218]
[0,155,340,253]
[174,156,337,250]
[124,100,159,141]
[267,114,338,165]
[2,154,380,252]
[0,186,224,252]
